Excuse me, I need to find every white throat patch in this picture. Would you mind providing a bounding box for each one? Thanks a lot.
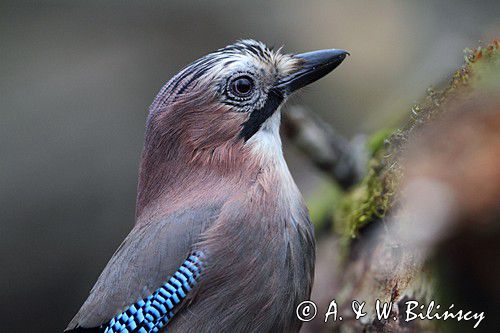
[246,109,284,163]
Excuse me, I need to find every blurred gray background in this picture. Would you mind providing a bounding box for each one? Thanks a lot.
[1,1,498,331]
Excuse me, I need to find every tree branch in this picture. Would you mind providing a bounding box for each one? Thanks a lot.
[282,106,366,189]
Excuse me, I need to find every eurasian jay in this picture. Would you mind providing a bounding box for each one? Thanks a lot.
[66,40,348,333]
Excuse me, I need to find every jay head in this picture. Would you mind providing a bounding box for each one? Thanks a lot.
[68,40,348,333]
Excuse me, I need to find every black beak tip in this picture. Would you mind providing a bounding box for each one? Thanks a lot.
[338,50,350,59]
[295,49,350,62]
[277,48,350,94]
[327,49,349,65]
[334,49,350,64]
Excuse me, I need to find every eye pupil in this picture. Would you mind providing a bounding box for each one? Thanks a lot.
[231,77,253,96]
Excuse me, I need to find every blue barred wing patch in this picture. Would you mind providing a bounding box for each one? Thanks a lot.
[102,252,204,333]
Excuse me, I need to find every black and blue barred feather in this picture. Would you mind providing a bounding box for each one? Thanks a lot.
[100,252,204,333]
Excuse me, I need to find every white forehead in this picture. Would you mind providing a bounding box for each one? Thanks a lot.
[208,40,300,82]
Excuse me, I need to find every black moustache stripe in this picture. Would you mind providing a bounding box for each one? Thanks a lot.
[239,89,284,141]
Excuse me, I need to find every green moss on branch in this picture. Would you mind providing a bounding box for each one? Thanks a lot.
[332,40,499,243]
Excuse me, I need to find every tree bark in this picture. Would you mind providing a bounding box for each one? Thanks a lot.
[292,41,500,333]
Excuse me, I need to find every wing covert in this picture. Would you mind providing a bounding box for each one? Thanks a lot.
[66,204,220,331]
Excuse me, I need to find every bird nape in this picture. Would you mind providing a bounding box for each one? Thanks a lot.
[66,39,348,333]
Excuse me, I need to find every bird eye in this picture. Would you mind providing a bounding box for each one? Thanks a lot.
[229,76,254,97]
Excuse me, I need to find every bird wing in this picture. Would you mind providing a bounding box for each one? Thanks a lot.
[66,203,221,331]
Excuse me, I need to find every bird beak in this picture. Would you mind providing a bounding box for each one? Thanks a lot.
[276,49,349,95]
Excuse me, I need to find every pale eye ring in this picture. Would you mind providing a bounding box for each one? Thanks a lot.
[229,75,254,98]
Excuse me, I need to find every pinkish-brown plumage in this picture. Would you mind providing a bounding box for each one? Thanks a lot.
[67,40,348,333]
